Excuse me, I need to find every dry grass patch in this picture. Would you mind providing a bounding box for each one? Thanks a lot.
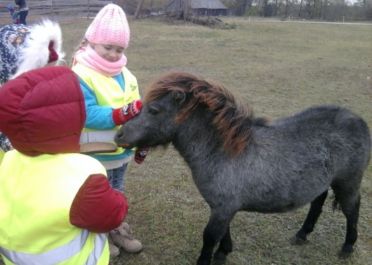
[1,17,370,265]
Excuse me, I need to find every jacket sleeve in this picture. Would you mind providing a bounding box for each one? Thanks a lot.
[70,174,128,233]
[79,80,116,129]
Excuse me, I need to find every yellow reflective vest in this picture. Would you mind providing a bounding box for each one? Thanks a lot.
[0,150,110,265]
[72,63,140,165]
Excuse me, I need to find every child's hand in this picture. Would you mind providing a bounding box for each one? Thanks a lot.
[113,100,142,125]
[134,147,149,164]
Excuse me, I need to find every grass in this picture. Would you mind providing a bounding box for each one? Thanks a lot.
[64,16,372,265]
[3,17,372,265]
[101,18,371,265]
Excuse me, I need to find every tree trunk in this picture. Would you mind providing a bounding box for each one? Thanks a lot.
[135,0,146,19]
[237,0,253,16]
[285,0,289,17]
[183,0,191,20]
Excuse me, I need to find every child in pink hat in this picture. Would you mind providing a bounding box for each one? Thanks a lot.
[72,3,147,257]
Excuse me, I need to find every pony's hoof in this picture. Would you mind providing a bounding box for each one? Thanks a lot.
[290,235,308,245]
[197,257,211,265]
[212,251,227,265]
[338,245,353,259]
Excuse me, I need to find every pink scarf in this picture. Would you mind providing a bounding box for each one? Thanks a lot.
[74,45,127,76]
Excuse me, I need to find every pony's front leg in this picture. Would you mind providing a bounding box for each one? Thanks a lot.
[196,209,234,265]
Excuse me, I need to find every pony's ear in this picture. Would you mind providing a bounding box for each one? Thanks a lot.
[172,91,186,105]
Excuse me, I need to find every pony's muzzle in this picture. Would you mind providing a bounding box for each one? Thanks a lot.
[114,132,131,148]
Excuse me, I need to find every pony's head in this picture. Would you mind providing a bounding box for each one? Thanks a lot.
[115,72,258,156]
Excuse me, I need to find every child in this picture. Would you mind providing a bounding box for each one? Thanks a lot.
[6,4,20,24]
[0,20,64,162]
[14,0,28,25]
[0,66,128,265]
[0,20,63,84]
[72,3,147,257]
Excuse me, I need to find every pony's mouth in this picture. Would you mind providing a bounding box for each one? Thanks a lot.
[117,143,131,148]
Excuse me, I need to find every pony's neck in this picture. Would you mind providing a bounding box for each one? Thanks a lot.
[172,111,221,165]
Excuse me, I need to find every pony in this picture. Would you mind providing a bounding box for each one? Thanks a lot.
[115,72,371,265]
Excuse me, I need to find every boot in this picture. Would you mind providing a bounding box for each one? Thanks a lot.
[108,235,120,257]
[110,222,143,253]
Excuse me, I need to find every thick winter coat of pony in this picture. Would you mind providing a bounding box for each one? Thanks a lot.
[115,72,371,265]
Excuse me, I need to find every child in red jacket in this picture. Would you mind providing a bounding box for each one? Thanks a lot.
[0,66,127,265]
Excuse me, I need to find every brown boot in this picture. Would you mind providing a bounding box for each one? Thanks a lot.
[108,235,120,257]
[110,222,143,253]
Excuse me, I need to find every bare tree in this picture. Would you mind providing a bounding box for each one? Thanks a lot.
[236,0,253,16]
[299,0,304,16]
[135,0,146,18]
[285,0,290,17]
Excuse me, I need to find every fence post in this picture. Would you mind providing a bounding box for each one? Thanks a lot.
[88,0,90,19]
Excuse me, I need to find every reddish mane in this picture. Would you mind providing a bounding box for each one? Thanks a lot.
[145,72,255,156]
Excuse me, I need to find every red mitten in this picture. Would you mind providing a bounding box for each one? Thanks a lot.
[112,100,142,125]
[134,147,149,164]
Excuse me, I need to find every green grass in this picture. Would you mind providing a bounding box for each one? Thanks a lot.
[4,17,372,265]
[108,18,371,265]
[65,17,372,265]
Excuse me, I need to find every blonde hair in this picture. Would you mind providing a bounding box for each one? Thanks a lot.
[71,38,89,66]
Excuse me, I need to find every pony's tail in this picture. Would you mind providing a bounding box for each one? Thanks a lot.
[11,19,65,79]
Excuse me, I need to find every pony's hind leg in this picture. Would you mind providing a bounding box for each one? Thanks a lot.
[292,190,328,245]
[338,192,361,258]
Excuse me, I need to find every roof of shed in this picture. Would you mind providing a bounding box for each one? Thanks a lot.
[190,0,227,9]
[166,0,227,11]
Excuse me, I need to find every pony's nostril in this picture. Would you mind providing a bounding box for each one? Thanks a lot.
[114,132,131,148]
[114,133,124,145]
[116,131,123,139]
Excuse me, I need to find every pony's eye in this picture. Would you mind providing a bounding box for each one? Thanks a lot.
[148,105,160,115]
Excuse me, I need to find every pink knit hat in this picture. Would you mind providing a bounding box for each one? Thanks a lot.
[85,4,130,48]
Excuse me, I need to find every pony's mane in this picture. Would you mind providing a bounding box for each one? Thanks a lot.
[145,72,256,156]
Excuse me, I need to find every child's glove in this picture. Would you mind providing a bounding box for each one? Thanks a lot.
[112,100,142,125]
[134,147,149,164]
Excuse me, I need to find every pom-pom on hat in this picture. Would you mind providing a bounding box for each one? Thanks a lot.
[85,4,130,49]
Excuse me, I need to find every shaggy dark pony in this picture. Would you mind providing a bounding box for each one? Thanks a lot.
[115,72,371,265]
[144,73,258,156]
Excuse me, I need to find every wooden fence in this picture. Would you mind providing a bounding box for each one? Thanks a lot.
[1,0,112,17]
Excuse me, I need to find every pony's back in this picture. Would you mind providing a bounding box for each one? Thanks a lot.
[270,105,371,171]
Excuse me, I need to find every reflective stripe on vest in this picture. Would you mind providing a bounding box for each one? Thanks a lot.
[80,130,117,144]
[0,151,110,265]
[85,234,107,265]
[0,230,106,265]
[72,63,140,158]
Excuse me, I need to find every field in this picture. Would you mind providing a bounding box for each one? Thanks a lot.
[66,17,372,265]
[3,17,372,265]
[87,18,371,265]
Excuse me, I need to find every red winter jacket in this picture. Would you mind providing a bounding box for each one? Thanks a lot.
[0,66,127,232]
